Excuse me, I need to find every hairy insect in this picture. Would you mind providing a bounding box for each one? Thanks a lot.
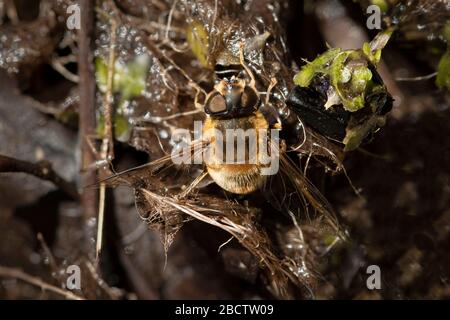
[200,44,273,194]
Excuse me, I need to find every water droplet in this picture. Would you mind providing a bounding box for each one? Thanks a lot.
[87,217,97,227]
[143,111,152,120]
[29,252,41,264]
[124,246,135,254]
[278,107,290,119]
[417,24,426,31]
[159,129,169,139]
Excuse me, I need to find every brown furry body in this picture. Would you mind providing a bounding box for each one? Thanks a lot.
[203,111,269,194]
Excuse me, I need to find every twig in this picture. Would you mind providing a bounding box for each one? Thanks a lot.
[100,16,117,161]
[395,72,438,82]
[5,0,18,24]
[96,14,118,262]
[133,109,202,124]
[78,0,98,258]
[0,265,84,300]
[51,57,80,83]
[85,261,124,300]
[140,189,299,298]
[37,233,60,278]
[96,184,106,262]
[0,154,79,200]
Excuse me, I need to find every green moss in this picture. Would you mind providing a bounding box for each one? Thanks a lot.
[96,113,131,142]
[351,67,372,92]
[186,20,210,68]
[436,51,450,90]
[363,42,382,65]
[117,55,149,100]
[94,55,150,142]
[371,0,388,13]
[330,51,350,87]
[291,30,394,151]
[323,234,339,247]
[443,23,450,42]
[329,51,372,112]
[95,58,108,91]
[293,30,391,113]
[95,55,150,100]
[294,48,341,87]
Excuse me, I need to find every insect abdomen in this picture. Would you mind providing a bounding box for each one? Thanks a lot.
[207,163,266,194]
[203,111,269,194]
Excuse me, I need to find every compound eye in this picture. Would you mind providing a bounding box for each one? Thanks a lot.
[241,86,259,110]
[206,93,227,114]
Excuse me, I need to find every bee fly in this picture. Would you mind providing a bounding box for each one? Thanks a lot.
[201,48,279,194]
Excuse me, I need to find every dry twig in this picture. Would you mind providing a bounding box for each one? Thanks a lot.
[78,0,98,258]
[96,11,118,262]
[0,154,79,200]
[0,266,84,300]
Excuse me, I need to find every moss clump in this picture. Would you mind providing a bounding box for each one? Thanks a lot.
[186,20,211,68]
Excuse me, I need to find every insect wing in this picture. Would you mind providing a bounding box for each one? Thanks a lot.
[263,151,343,238]
[94,139,210,191]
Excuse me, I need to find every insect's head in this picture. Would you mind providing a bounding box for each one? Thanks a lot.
[204,73,260,119]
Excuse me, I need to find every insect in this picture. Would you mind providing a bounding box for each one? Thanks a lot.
[201,44,274,194]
